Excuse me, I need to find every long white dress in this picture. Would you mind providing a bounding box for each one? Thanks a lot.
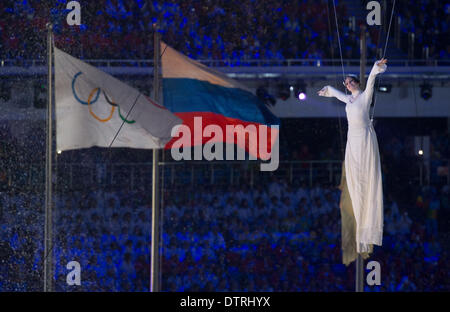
[322,61,386,253]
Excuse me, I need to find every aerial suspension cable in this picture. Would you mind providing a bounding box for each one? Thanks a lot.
[329,0,396,292]
[326,0,345,160]
[332,0,348,94]
[371,0,396,122]
[330,0,396,122]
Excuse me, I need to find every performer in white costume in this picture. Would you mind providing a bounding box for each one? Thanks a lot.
[318,58,387,253]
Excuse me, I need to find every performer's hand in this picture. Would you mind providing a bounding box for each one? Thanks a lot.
[377,58,388,67]
[317,86,328,97]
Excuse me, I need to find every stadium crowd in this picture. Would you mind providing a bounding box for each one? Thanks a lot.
[395,0,450,60]
[0,118,449,291]
[0,0,449,292]
[0,0,448,61]
[0,176,448,291]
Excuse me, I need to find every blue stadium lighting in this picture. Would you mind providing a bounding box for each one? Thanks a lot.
[420,84,432,100]
[1,0,448,294]
[295,82,307,101]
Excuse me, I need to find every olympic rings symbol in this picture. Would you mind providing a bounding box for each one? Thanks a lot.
[72,71,135,124]
[87,88,115,122]
[103,90,135,124]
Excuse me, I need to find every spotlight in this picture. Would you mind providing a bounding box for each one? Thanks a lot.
[420,83,432,100]
[418,149,424,156]
[276,84,290,101]
[256,86,276,107]
[377,84,392,93]
[295,82,307,101]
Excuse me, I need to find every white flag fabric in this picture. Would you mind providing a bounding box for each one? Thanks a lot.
[54,46,181,151]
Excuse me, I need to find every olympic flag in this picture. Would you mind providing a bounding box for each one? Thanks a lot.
[54,47,182,151]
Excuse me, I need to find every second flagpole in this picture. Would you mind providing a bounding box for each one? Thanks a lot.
[150,24,161,292]
[44,22,54,292]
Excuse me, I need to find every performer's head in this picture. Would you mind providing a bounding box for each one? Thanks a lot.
[343,75,360,93]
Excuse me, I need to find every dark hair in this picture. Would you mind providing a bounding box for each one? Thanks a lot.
[344,75,360,84]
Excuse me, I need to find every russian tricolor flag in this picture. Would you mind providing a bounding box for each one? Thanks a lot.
[161,42,280,160]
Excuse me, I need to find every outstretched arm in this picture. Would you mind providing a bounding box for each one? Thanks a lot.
[364,58,387,106]
[317,85,348,104]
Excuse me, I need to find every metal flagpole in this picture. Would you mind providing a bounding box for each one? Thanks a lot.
[150,24,161,292]
[356,24,367,293]
[359,25,367,90]
[44,22,54,292]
